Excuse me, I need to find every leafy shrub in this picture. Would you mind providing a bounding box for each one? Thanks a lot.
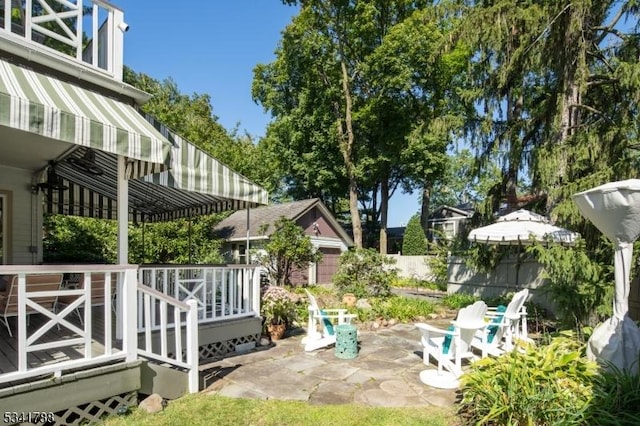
[255,217,322,286]
[586,360,640,425]
[391,276,441,291]
[441,293,477,310]
[463,243,512,273]
[333,248,397,298]
[352,295,436,323]
[459,332,599,425]
[402,214,427,255]
[425,230,452,289]
[528,241,613,329]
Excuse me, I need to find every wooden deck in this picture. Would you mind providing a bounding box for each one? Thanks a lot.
[0,305,120,384]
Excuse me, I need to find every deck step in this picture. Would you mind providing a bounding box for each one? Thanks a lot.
[0,360,142,422]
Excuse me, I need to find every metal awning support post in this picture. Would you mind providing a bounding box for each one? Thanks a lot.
[116,155,127,340]
[246,207,250,264]
[188,218,192,264]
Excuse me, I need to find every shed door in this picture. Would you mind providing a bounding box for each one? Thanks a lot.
[317,247,341,284]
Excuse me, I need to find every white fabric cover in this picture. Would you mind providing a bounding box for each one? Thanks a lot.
[467,209,580,245]
[573,179,640,372]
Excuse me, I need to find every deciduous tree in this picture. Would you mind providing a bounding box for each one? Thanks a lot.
[255,217,321,286]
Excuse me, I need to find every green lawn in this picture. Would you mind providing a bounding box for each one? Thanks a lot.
[102,394,458,426]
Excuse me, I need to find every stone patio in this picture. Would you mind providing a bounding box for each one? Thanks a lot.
[200,323,459,408]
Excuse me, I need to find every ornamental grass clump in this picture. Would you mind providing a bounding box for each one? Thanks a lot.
[261,286,297,326]
[586,360,640,425]
[458,332,598,425]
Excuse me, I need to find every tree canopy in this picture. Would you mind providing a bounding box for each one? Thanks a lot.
[254,1,470,251]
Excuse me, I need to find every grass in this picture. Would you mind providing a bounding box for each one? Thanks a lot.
[102,394,457,426]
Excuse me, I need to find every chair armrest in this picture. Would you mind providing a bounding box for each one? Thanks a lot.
[318,308,350,314]
[315,311,357,323]
[452,320,489,331]
[415,322,458,336]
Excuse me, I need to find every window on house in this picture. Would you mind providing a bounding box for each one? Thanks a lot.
[433,221,456,240]
[443,222,455,238]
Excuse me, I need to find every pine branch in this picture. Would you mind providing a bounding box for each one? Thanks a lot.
[594,5,627,45]
[571,103,612,123]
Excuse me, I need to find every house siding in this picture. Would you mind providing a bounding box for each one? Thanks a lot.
[0,165,41,264]
[298,207,341,239]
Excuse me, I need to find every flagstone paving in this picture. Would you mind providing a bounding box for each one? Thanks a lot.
[201,323,458,408]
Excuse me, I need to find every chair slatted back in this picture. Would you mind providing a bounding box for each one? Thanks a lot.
[1,274,63,316]
[506,289,528,317]
[491,288,528,344]
[454,300,488,355]
[59,273,116,307]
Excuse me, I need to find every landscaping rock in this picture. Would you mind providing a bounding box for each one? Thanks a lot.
[428,313,439,320]
[259,336,271,346]
[356,299,372,310]
[139,393,165,413]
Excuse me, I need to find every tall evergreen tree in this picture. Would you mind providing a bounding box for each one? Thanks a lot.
[402,214,427,255]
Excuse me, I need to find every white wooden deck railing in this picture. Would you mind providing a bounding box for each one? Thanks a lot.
[136,284,199,394]
[137,265,262,329]
[1,0,125,78]
[0,264,135,386]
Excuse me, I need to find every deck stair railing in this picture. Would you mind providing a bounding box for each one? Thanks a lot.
[136,283,198,393]
[138,265,261,328]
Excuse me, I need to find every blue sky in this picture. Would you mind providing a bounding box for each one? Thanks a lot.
[115,0,421,228]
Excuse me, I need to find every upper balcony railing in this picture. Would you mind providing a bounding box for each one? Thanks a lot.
[0,0,125,80]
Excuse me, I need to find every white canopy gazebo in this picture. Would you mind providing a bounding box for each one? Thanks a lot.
[467,209,580,245]
[467,209,580,287]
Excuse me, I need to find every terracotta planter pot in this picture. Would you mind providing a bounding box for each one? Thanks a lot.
[342,293,357,307]
[267,323,286,341]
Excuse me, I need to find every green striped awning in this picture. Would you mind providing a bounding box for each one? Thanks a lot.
[45,115,269,222]
[0,57,171,175]
[142,116,269,208]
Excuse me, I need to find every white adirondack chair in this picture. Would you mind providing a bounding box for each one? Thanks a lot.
[301,289,356,352]
[415,300,488,389]
[474,288,529,356]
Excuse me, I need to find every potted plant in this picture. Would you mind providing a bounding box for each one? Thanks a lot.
[261,285,297,340]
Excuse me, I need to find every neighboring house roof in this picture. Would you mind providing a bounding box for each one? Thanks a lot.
[213,198,354,246]
[387,227,406,238]
[428,204,475,220]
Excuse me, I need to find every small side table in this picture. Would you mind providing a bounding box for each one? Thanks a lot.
[335,324,358,359]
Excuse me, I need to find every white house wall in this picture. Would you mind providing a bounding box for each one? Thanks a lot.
[0,165,42,264]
